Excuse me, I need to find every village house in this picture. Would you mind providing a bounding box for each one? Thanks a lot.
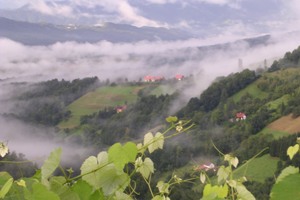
[175,74,185,81]
[143,75,165,82]
[195,162,216,171]
[235,112,246,121]
[115,105,127,113]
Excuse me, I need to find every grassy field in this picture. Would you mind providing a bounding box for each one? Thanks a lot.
[232,80,268,102]
[265,94,290,111]
[58,85,145,129]
[150,84,177,96]
[259,128,289,139]
[233,154,279,183]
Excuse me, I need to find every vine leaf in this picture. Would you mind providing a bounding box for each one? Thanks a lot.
[152,195,170,200]
[200,172,206,184]
[108,142,138,171]
[224,154,239,168]
[144,132,164,154]
[287,144,299,160]
[41,148,62,187]
[81,151,130,195]
[50,176,79,200]
[166,116,178,123]
[115,191,133,200]
[0,143,8,157]
[276,166,299,183]
[0,178,13,198]
[16,179,26,187]
[71,180,104,200]
[135,157,154,179]
[28,182,60,200]
[236,183,255,200]
[202,183,228,199]
[81,152,108,189]
[157,181,170,194]
[217,166,230,183]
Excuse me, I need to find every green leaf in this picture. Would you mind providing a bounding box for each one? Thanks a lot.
[0,178,13,198]
[203,184,219,199]
[276,166,299,183]
[108,142,138,171]
[0,142,8,157]
[81,151,130,195]
[29,182,60,200]
[166,116,178,123]
[41,148,62,187]
[271,173,300,200]
[157,181,170,194]
[236,183,255,200]
[217,166,230,183]
[135,157,154,179]
[224,154,239,168]
[287,144,299,160]
[114,191,133,200]
[0,172,12,186]
[152,195,164,200]
[16,179,26,187]
[202,183,228,199]
[200,172,206,184]
[49,176,80,200]
[80,152,109,190]
[144,132,164,154]
[97,166,129,195]
[72,180,93,200]
[217,184,228,198]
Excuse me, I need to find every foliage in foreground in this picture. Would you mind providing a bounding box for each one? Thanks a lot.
[0,118,299,200]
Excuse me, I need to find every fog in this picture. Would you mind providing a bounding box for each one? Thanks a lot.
[1,31,300,165]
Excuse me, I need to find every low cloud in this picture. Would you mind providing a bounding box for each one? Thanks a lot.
[0,115,94,166]
[1,31,300,95]
[1,30,300,165]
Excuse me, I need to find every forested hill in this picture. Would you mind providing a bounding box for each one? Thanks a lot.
[3,45,300,199]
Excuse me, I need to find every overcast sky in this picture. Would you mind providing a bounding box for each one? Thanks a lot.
[0,0,299,32]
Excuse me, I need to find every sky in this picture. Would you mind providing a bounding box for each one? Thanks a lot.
[0,0,300,34]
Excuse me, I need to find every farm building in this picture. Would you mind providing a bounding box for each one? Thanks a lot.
[143,75,165,82]
[236,112,246,121]
[115,105,127,113]
[175,74,185,80]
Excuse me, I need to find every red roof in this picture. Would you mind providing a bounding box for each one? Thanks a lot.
[236,112,246,118]
[144,75,164,82]
[175,74,184,80]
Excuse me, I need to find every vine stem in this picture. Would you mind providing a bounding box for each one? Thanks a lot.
[211,140,225,156]
[0,160,33,164]
[142,175,155,197]
[235,147,269,177]
[65,161,113,183]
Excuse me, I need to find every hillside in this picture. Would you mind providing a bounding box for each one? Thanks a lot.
[0,17,191,45]
[58,85,146,129]
[3,46,300,199]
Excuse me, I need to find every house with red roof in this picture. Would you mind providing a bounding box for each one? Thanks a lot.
[175,74,185,81]
[115,105,127,113]
[143,75,165,82]
[236,112,246,121]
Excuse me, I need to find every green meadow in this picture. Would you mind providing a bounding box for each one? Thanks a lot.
[233,154,279,183]
[59,85,144,129]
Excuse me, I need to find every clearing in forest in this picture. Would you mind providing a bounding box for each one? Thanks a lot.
[267,114,300,135]
[233,154,279,183]
[58,85,145,129]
